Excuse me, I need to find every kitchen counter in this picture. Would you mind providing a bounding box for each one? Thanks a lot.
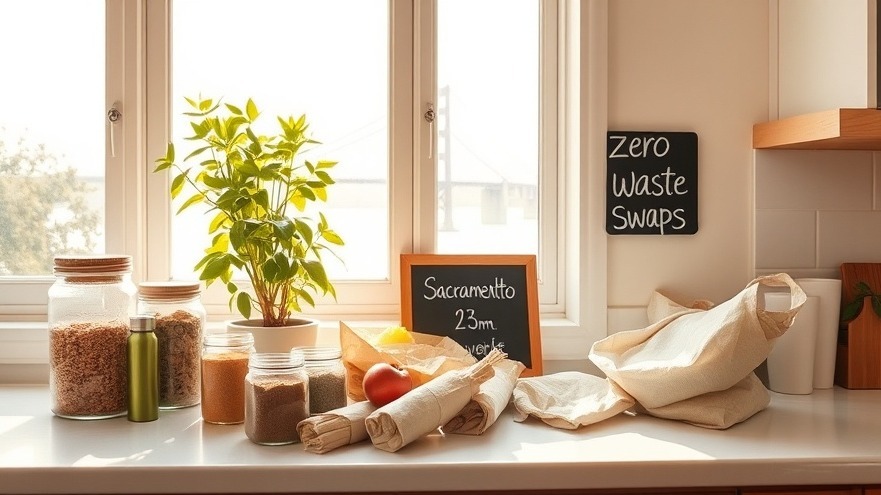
[2,385,881,494]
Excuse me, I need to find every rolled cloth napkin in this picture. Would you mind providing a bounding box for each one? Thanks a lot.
[297,401,377,454]
[365,348,507,452]
[442,359,525,435]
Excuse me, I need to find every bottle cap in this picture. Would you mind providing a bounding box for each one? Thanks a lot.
[130,315,156,332]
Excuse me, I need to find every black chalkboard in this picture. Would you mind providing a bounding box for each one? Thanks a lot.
[606,131,698,235]
[401,254,542,376]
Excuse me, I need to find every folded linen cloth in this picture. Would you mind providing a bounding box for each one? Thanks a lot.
[297,401,377,454]
[512,371,636,429]
[443,359,525,435]
[365,348,506,452]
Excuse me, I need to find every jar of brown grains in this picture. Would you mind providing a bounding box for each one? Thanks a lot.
[48,255,137,420]
[201,331,254,425]
[137,281,205,410]
[245,351,310,445]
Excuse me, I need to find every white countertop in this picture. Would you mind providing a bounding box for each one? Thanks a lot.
[2,385,881,494]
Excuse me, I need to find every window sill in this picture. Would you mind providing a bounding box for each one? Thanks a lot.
[0,316,593,384]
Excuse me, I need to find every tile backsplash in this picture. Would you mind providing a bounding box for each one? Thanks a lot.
[755,149,881,279]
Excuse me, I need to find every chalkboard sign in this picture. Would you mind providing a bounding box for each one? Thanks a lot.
[606,131,698,235]
[401,254,542,376]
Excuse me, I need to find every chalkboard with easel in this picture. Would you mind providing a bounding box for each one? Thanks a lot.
[401,254,542,377]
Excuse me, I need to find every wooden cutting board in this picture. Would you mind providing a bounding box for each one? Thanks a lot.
[839,262,881,304]
[837,262,881,389]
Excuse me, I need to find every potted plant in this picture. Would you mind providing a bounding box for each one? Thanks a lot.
[154,96,343,352]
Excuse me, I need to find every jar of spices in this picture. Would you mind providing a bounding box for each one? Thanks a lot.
[201,331,254,425]
[296,346,347,414]
[48,255,137,420]
[137,281,205,409]
[244,351,310,445]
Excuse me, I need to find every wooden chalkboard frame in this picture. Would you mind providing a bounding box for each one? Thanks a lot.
[401,254,542,376]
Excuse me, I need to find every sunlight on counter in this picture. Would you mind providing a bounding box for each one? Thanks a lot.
[513,432,715,462]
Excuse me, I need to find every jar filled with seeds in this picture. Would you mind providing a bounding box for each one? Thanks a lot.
[296,346,347,414]
[245,351,309,445]
[137,281,205,409]
[201,331,254,425]
[48,255,137,420]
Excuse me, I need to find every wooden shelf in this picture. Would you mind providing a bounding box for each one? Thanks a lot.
[753,108,881,150]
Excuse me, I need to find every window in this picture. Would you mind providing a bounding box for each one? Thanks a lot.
[153,0,561,315]
[433,0,560,305]
[0,0,107,316]
[2,0,609,362]
[169,0,390,284]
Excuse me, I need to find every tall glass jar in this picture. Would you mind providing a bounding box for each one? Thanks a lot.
[201,332,254,425]
[138,281,205,409]
[245,351,310,445]
[48,255,136,419]
[297,346,347,414]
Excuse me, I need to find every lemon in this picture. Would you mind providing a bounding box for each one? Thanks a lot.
[374,326,415,345]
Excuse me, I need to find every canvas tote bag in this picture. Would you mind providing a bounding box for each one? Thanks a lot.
[514,273,806,429]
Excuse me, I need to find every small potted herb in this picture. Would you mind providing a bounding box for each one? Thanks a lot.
[154,96,343,351]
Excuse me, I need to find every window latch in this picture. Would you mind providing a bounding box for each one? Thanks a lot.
[107,106,122,158]
[425,103,435,159]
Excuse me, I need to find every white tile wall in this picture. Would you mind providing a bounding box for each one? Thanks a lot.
[755,149,881,279]
[755,209,816,269]
[755,150,873,210]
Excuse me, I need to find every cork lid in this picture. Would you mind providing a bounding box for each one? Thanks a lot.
[53,255,132,275]
[138,281,201,301]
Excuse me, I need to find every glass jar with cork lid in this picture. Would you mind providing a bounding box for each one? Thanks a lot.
[137,281,205,409]
[48,255,137,419]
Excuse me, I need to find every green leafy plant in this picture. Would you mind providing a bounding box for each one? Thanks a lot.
[840,281,881,323]
[154,96,344,327]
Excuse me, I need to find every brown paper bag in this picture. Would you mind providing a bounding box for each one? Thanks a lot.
[340,322,477,401]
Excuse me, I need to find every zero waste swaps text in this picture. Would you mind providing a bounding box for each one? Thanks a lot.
[605,131,698,235]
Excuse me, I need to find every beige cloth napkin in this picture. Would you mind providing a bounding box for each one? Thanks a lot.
[365,349,506,452]
[512,372,635,429]
[443,359,525,435]
[297,401,377,454]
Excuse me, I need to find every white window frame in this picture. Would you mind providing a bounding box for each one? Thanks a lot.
[0,0,609,370]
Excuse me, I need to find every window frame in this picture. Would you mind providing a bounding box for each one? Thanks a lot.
[0,0,609,367]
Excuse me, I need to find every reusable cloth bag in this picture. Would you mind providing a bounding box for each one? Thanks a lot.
[513,273,806,429]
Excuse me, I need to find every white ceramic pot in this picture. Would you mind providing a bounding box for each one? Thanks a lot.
[226,318,319,353]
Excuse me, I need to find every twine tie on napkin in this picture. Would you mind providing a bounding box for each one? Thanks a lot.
[297,401,377,454]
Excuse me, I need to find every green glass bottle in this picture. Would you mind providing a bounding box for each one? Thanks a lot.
[127,315,159,422]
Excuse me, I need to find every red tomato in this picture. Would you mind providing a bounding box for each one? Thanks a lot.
[362,362,413,407]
